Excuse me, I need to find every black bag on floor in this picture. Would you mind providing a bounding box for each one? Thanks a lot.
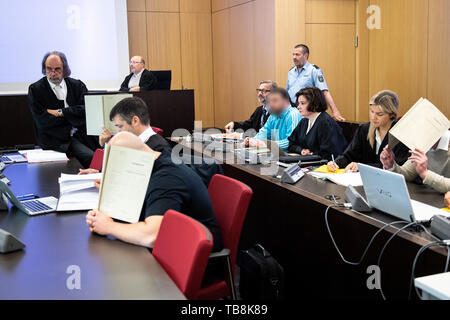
[238,244,284,300]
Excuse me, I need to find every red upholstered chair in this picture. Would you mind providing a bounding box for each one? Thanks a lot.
[89,149,104,171]
[153,210,214,300]
[196,174,253,300]
[152,126,164,136]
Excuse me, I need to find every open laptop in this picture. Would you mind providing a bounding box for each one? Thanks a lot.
[0,181,57,216]
[358,163,447,223]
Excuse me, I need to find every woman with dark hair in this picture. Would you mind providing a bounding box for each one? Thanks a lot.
[288,87,347,160]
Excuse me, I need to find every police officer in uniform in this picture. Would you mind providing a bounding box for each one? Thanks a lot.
[286,44,345,121]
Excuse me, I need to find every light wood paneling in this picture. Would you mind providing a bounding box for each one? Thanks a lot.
[212,0,230,12]
[127,0,146,11]
[212,0,254,12]
[274,0,306,86]
[180,0,211,13]
[356,0,370,121]
[369,0,429,117]
[146,13,182,89]
[306,23,356,120]
[213,0,275,128]
[306,0,355,24]
[127,11,148,65]
[427,0,450,116]
[127,0,450,127]
[180,13,215,126]
[229,0,253,7]
[212,9,232,127]
[146,0,179,12]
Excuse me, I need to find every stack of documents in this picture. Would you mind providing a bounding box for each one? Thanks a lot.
[309,165,363,187]
[20,149,68,163]
[57,173,101,211]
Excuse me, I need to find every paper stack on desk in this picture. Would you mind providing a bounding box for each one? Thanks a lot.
[57,173,101,211]
[21,149,69,163]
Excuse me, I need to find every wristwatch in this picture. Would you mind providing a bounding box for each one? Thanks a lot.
[57,109,63,117]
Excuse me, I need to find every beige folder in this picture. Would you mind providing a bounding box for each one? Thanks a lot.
[98,144,155,223]
[85,94,132,136]
[389,98,449,152]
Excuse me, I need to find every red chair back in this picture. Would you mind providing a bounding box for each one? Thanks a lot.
[208,174,253,272]
[89,149,104,171]
[152,126,164,136]
[153,210,213,299]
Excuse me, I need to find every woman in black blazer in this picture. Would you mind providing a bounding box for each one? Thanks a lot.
[288,87,347,160]
[327,90,410,172]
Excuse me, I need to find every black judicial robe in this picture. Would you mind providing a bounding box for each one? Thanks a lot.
[288,112,347,161]
[233,105,270,134]
[119,69,158,92]
[28,77,96,152]
[334,121,410,169]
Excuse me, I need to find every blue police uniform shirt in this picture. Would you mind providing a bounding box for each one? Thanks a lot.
[286,61,329,103]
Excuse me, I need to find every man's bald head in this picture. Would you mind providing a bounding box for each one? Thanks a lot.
[109,131,150,152]
[130,56,145,74]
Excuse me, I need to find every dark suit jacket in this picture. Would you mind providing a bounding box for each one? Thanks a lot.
[145,135,222,187]
[145,133,172,153]
[335,121,410,169]
[119,69,158,92]
[233,105,270,135]
[28,77,93,152]
[288,112,347,161]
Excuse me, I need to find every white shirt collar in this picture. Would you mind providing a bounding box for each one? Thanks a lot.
[375,129,382,153]
[306,112,321,134]
[132,69,144,78]
[47,78,68,108]
[138,126,157,143]
[47,77,66,90]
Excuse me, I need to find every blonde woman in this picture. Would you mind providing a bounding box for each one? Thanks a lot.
[327,90,409,172]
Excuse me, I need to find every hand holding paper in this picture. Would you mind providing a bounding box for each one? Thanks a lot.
[388,98,449,152]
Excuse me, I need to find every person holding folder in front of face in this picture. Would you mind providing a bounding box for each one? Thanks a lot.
[287,87,347,160]
[327,90,410,172]
[85,132,223,252]
[97,97,171,153]
[380,130,450,193]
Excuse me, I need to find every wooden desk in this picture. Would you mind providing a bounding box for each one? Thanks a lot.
[0,90,195,147]
[0,160,185,300]
[171,138,448,300]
